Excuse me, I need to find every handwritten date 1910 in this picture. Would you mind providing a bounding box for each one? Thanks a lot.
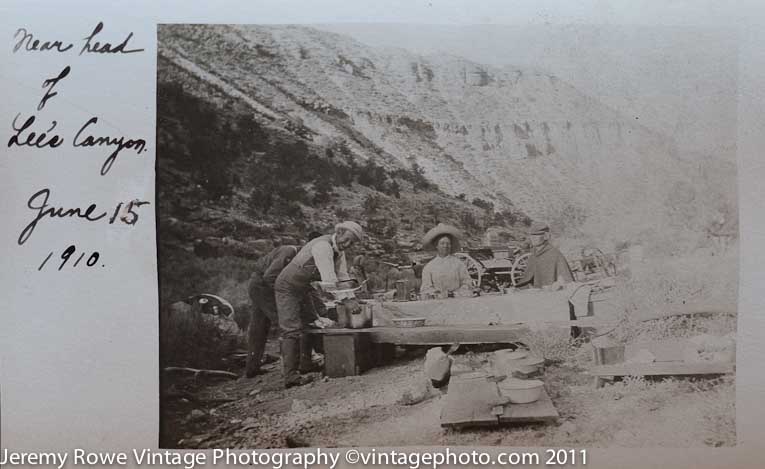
[18,188,150,246]
[38,245,101,271]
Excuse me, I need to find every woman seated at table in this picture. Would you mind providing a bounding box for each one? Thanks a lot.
[419,224,474,299]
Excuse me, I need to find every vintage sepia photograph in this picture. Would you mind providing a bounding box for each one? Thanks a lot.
[156,23,738,448]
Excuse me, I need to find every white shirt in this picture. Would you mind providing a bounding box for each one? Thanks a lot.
[419,255,473,298]
[311,234,353,299]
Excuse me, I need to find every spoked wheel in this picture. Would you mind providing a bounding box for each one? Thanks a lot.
[455,252,484,289]
[510,252,530,287]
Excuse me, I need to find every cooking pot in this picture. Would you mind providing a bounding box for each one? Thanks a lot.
[514,355,545,374]
[492,350,544,376]
[497,378,544,404]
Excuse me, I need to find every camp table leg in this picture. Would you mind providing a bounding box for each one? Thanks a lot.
[373,343,397,366]
[593,375,616,388]
[593,376,606,389]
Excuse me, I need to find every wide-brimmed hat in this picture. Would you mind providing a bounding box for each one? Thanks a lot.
[528,222,550,235]
[422,223,463,252]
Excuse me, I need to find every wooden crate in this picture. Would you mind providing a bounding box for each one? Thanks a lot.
[322,331,373,378]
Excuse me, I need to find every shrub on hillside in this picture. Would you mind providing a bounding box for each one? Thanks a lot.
[334,207,351,219]
[393,163,438,193]
[357,160,388,190]
[386,180,401,198]
[157,82,269,199]
[460,210,480,232]
[471,197,494,212]
[494,209,519,226]
[363,194,383,215]
[312,185,334,204]
[159,252,252,306]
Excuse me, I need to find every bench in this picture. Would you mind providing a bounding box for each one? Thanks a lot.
[588,338,735,388]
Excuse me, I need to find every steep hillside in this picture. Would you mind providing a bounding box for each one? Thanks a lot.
[157,24,736,248]
[156,48,531,304]
[156,57,527,244]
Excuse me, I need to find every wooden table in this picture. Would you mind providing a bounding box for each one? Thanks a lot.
[307,287,614,378]
[307,317,616,378]
[307,325,527,377]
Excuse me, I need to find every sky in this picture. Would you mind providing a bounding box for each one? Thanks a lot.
[314,22,738,157]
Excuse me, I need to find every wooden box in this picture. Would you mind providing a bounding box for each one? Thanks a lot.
[322,331,373,378]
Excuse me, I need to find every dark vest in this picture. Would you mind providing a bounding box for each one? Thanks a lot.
[252,245,298,276]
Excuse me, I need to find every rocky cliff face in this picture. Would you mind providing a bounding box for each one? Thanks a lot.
[157,24,736,249]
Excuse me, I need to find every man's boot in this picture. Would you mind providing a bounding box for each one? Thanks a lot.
[244,313,270,378]
[299,334,322,374]
[281,336,314,389]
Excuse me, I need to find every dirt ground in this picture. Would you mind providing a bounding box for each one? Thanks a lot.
[159,245,738,449]
[160,332,735,449]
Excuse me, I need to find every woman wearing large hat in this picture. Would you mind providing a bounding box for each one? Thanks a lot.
[419,223,473,299]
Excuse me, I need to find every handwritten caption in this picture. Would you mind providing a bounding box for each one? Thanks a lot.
[8,22,151,269]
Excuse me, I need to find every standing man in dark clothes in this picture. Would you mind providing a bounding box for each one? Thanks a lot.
[244,233,323,378]
[514,222,580,338]
[514,222,574,289]
[245,244,299,378]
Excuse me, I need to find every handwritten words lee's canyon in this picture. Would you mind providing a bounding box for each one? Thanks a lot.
[8,22,150,262]
[9,22,148,176]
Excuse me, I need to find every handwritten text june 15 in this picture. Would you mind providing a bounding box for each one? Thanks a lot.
[8,22,149,270]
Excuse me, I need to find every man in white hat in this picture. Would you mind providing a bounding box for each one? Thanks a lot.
[274,221,364,388]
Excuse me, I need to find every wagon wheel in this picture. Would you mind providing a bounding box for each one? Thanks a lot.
[510,253,530,287]
[455,253,483,289]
